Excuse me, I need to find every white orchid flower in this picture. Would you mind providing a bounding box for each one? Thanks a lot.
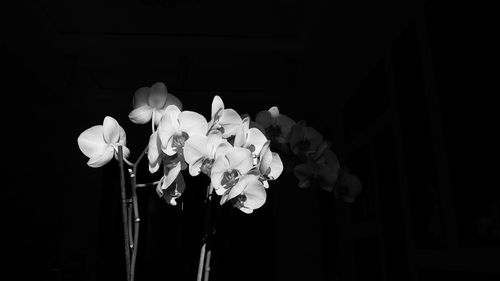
[210,147,254,195]
[234,117,269,157]
[158,105,208,156]
[258,142,283,187]
[208,95,243,138]
[220,175,266,214]
[128,82,183,126]
[77,116,130,168]
[183,131,232,176]
[255,106,295,143]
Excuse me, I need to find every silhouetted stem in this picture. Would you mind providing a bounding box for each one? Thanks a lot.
[118,146,131,281]
[197,184,214,281]
[129,145,148,281]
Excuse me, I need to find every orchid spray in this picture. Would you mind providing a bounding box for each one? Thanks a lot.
[77,82,361,281]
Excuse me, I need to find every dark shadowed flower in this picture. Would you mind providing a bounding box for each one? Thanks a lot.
[293,148,340,192]
[288,121,324,161]
[128,82,183,126]
[255,106,295,144]
[333,170,363,203]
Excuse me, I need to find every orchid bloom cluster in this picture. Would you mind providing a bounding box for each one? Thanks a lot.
[254,107,362,203]
[77,82,283,213]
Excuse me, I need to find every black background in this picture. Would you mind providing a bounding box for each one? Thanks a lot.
[1,1,498,281]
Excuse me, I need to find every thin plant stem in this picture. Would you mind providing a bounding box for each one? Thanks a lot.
[129,145,148,281]
[204,250,212,281]
[197,184,214,281]
[118,146,131,281]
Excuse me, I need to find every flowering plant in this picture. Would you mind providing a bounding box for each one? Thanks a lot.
[77,82,361,281]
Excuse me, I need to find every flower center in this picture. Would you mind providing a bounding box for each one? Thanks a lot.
[231,194,247,209]
[172,132,189,149]
[201,158,214,175]
[221,170,240,188]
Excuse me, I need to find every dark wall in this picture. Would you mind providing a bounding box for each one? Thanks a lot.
[2,1,497,281]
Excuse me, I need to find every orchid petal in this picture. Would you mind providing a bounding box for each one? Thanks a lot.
[276,114,296,139]
[259,146,273,174]
[219,109,242,137]
[255,110,273,128]
[268,106,280,119]
[288,122,305,148]
[294,163,315,187]
[268,152,283,180]
[147,131,161,173]
[304,126,324,151]
[118,126,127,146]
[128,105,153,124]
[153,108,165,126]
[210,155,229,191]
[132,87,150,108]
[161,161,181,190]
[189,158,203,176]
[246,128,268,155]
[87,145,115,168]
[243,178,266,210]
[183,135,208,165]
[178,111,208,137]
[158,105,181,148]
[211,95,224,120]
[166,93,183,111]
[148,82,168,109]
[77,125,107,158]
[103,116,120,144]
[162,136,176,156]
[226,147,253,174]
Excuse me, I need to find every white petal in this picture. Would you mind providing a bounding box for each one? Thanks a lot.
[178,111,208,137]
[183,135,208,165]
[211,95,224,120]
[189,158,203,176]
[158,106,180,149]
[268,152,283,180]
[128,105,153,124]
[132,87,150,108]
[243,178,266,210]
[147,132,161,173]
[226,147,253,174]
[210,155,229,191]
[87,145,115,167]
[233,124,247,148]
[77,125,107,158]
[103,116,120,144]
[153,108,165,126]
[219,109,242,137]
[259,146,273,174]
[246,128,268,155]
[162,136,176,156]
[162,161,181,190]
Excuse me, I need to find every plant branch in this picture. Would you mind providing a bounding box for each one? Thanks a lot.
[118,146,131,281]
[129,145,148,281]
